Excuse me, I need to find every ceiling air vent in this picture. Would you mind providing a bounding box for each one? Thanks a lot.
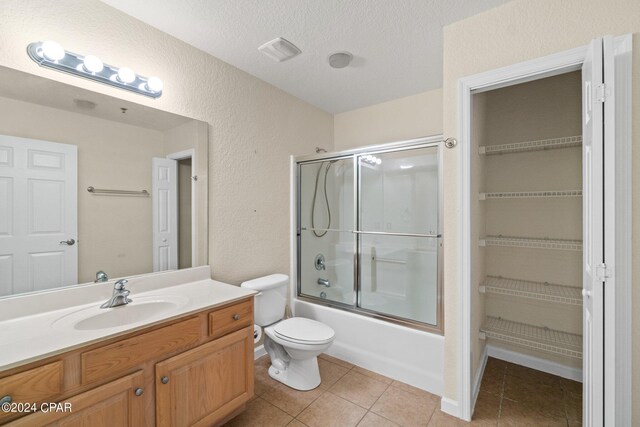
[258,37,301,62]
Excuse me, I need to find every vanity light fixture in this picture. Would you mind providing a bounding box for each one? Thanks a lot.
[27,41,163,98]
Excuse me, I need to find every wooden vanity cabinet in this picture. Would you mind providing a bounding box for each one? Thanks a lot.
[156,327,253,427]
[1,297,254,426]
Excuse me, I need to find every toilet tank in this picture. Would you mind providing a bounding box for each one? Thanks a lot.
[241,274,288,326]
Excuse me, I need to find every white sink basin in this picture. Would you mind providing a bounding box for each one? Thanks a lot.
[52,296,190,331]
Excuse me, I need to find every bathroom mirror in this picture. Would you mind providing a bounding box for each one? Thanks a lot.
[0,66,208,298]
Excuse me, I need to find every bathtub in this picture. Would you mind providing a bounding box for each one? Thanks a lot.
[293,298,444,396]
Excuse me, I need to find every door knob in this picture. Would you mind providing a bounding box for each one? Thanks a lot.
[134,388,144,396]
[233,314,240,321]
[582,289,591,298]
[59,238,76,246]
[160,376,169,384]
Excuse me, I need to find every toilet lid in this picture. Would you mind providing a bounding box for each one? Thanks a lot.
[273,318,335,343]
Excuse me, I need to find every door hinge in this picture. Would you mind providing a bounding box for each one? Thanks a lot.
[596,263,612,282]
[595,83,608,103]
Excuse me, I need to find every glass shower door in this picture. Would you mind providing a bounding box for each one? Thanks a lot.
[357,146,440,325]
[298,158,354,305]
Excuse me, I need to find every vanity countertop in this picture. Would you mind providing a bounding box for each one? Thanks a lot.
[0,266,256,372]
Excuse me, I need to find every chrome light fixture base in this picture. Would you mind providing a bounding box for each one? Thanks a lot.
[27,42,163,99]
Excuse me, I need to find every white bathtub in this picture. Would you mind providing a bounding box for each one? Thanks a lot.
[293,298,444,396]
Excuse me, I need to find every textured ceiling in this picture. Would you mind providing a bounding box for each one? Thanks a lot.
[100,0,512,113]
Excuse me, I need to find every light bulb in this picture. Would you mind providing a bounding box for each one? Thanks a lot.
[82,55,103,73]
[375,158,382,165]
[117,67,136,84]
[41,41,65,61]
[146,76,163,92]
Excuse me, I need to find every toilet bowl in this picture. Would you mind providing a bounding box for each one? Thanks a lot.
[241,274,335,390]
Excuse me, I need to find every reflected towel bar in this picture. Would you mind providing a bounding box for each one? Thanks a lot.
[87,186,149,196]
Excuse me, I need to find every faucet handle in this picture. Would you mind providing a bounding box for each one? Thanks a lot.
[114,279,128,290]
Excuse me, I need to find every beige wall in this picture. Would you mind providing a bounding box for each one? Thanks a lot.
[334,89,442,150]
[442,0,640,422]
[0,0,334,286]
[0,95,165,283]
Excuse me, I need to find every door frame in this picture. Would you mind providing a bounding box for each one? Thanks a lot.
[453,35,631,424]
[167,149,197,267]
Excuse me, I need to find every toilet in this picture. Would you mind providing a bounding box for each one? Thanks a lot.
[241,274,335,391]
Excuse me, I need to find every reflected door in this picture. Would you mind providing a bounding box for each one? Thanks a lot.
[357,146,440,325]
[0,135,78,296]
[152,157,178,272]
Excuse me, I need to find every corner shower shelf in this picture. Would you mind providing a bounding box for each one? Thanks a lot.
[480,316,582,359]
[479,276,582,305]
[479,190,582,200]
[479,135,582,155]
[479,236,583,251]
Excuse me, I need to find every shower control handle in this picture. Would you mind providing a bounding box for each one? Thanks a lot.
[318,278,330,288]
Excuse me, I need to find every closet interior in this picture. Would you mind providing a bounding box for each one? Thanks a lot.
[471,71,584,383]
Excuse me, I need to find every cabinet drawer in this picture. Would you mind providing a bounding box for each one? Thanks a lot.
[0,361,63,422]
[208,299,253,339]
[82,317,201,384]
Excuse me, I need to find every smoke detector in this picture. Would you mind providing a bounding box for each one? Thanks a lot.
[258,37,301,62]
[328,52,353,69]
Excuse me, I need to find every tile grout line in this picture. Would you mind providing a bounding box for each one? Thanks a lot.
[291,358,352,422]
[253,395,297,426]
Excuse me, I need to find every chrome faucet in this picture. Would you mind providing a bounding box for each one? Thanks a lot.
[94,270,108,283]
[100,279,132,309]
[317,278,331,287]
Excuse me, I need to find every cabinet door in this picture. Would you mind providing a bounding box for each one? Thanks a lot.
[156,327,253,427]
[8,371,145,426]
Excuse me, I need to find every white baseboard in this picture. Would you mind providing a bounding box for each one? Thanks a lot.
[440,397,460,418]
[487,344,582,382]
[254,345,267,360]
[471,346,489,413]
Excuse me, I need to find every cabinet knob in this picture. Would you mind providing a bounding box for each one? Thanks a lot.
[135,388,144,396]
[161,376,170,384]
[232,314,240,321]
[0,395,12,405]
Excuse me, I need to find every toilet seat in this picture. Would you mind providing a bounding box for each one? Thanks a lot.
[273,317,334,345]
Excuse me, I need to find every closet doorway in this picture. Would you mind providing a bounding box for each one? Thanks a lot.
[456,35,632,426]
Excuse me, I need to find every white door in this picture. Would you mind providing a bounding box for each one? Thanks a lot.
[582,37,606,427]
[152,157,177,271]
[0,135,77,296]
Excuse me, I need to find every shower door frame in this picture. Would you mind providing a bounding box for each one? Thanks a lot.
[293,135,444,334]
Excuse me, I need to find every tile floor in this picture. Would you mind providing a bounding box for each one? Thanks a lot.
[224,355,582,426]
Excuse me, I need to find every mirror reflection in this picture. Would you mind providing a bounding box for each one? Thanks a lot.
[0,66,208,297]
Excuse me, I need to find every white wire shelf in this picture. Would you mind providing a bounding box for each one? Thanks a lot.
[479,135,582,155]
[479,236,583,251]
[480,316,582,359]
[479,190,582,200]
[479,276,582,305]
